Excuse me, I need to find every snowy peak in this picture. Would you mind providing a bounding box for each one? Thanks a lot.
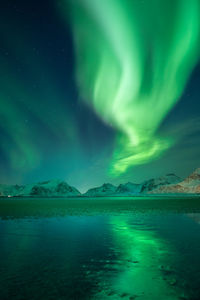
[183,168,200,185]
[193,168,200,175]
[141,174,181,193]
[101,183,116,190]
[150,168,200,194]
[84,183,117,196]
[29,180,80,196]
[116,182,142,195]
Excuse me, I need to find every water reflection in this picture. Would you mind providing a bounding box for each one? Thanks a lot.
[93,216,183,300]
[0,212,200,299]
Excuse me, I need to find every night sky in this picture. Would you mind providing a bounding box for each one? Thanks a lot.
[0,0,200,192]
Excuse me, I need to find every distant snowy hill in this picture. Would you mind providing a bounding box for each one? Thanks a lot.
[0,184,25,197]
[141,174,181,193]
[150,168,200,194]
[115,182,142,195]
[84,183,117,197]
[0,180,81,197]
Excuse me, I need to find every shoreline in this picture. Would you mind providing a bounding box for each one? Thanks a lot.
[0,194,200,199]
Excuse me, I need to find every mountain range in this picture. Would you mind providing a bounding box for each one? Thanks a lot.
[0,180,80,197]
[84,173,181,196]
[0,168,200,197]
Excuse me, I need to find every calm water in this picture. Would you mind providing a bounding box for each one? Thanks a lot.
[0,197,200,300]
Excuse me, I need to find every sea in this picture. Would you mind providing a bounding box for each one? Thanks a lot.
[0,196,200,300]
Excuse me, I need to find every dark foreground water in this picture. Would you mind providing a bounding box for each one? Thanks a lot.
[0,197,200,300]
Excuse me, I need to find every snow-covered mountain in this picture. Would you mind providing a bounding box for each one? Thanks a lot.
[84,182,142,197]
[0,184,25,197]
[141,174,181,193]
[84,183,117,197]
[115,182,142,195]
[150,168,200,194]
[84,174,181,196]
[0,180,81,197]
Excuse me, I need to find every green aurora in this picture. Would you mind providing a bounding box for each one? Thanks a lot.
[0,14,79,175]
[63,0,200,176]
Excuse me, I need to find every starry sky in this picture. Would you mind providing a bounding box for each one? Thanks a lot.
[0,0,200,192]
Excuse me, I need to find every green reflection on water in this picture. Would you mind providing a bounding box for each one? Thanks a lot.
[93,216,185,300]
[0,212,195,300]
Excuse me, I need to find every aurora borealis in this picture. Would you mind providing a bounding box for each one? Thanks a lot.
[0,0,200,190]
[64,0,200,176]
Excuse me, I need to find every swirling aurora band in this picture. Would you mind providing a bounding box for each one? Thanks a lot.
[61,0,200,176]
